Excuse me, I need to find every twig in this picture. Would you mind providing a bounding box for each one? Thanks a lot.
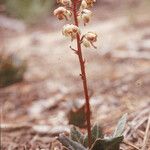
[0,123,31,132]
[141,113,150,150]
[123,140,140,150]
[70,46,78,54]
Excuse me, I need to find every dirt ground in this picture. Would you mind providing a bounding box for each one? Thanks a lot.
[0,0,150,149]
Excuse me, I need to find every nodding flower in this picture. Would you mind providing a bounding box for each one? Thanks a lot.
[54,7,72,20]
[82,32,97,48]
[80,0,88,9]
[78,9,92,26]
[62,24,81,41]
[57,0,72,6]
[84,0,96,8]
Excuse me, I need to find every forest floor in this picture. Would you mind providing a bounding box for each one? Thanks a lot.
[0,1,150,149]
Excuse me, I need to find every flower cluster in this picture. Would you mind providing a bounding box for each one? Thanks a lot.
[54,0,97,48]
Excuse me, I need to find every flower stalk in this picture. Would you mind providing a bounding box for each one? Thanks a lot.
[72,0,92,148]
[54,0,97,148]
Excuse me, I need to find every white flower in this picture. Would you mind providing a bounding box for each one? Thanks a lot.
[62,24,80,41]
[85,0,96,8]
[85,32,97,42]
[80,0,88,9]
[57,0,72,6]
[78,9,92,26]
[82,38,91,48]
[82,32,97,48]
[54,7,72,20]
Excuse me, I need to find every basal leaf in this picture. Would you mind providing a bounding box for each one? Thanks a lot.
[113,114,127,137]
[70,126,84,144]
[84,123,103,147]
[58,134,87,150]
[91,123,103,139]
[90,136,124,150]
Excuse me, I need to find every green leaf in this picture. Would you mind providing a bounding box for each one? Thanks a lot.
[91,123,103,139]
[84,124,103,147]
[90,136,124,150]
[68,105,86,128]
[70,126,84,144]
[113,114,127,137]
[58,134,87,150]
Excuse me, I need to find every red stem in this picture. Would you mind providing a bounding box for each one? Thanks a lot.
[72,0,92,148]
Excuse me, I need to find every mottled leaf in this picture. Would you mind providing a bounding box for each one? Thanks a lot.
[84,123,103,147]
[70,126,84,144]
[113,114,127,137]
[58,134,87,150]
[90,136,124,150]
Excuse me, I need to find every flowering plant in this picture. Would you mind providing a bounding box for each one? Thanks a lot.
[54,0,97,147]
[53,0,127,149]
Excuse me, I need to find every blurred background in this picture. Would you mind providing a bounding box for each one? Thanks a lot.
[0,0,150,149]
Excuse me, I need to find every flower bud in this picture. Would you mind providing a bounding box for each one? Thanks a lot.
[54,7,72,21]
[62,24,81,41]
[82,32,97,48]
